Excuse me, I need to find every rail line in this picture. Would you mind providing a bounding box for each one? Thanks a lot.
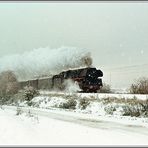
[39,91,148,100]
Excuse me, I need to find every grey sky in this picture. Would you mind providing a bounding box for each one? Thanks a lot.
[0,2,148,89]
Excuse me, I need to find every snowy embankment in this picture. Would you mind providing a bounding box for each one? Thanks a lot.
[3,91,148,127]
[1,92,148,145]
[8,91,148,121]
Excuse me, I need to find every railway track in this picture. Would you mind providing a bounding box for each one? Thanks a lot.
[39,91,148,100]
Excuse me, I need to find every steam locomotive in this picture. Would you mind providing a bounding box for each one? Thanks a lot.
[19,67,103,93]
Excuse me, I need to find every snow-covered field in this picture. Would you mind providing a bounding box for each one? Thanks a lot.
[1,91,148,146]
[0,107,148,146]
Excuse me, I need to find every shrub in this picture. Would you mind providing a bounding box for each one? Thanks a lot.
[79,98,90,110]
[104,106,116,115]
[100,83,112,93]
[26,110,34,117]
[59,99,77,109]
[122,105,141,117]
[129,77,148,94]
[138,99,148,117]
[26,101,33,106]
[16,107,23,115]
[23,86,39,101]
[0,97,9,105]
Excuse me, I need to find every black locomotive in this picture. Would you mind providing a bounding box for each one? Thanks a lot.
[19,67,103,93]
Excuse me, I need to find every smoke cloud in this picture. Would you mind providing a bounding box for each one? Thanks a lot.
[0,46,92,81]
[64,79,82,93]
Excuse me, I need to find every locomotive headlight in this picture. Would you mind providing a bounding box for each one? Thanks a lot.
[90,85,93,89]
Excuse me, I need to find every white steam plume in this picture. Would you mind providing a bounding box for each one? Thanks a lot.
[0,46,92,81]
[64,79,82,93]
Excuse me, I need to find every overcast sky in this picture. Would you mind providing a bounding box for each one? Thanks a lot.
[0,2,148,89]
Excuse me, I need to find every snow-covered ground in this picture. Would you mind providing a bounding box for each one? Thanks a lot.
[0,107,148,146]
[1,91,148,146]
[40,90,148,100]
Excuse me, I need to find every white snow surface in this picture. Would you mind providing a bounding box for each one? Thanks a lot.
[1,92,148,146]
[0,107,148,146]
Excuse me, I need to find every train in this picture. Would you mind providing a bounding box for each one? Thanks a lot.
[19,67,103,93]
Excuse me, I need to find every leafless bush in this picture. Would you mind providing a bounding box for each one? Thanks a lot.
[79,98,90,110]
[16,107,23,115]
[121,105,141,117]
[102,97,119,104]
[104,106,116,115]
[59,99,77,109]
[101,97,148,117]
[26,110,39,123]
[65,94,78,100]
[129,77,148,94]
[99,83,112,93]
[26,110,34,117]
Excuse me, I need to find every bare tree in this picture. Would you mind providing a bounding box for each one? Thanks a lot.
[0,70,19,98]
[129,77,148,94]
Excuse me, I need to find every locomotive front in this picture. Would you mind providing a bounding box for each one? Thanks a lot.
[81,68,103,93]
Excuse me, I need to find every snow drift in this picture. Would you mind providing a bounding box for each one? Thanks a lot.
[0,46,92,81]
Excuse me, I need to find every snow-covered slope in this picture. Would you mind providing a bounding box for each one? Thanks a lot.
[1,91,148,146]
[0,107,148,146]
